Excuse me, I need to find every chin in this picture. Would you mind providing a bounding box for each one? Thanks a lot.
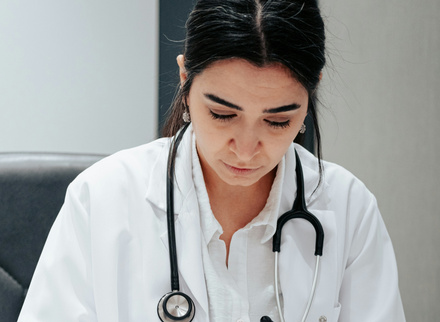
[220,172,262,187]
[226,179,257,187]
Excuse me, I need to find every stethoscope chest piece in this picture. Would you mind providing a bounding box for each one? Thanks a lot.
[157,291,195,322]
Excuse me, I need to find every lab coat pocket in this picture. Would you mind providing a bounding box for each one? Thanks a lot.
[332,303,341,321]
[316,304,341,322]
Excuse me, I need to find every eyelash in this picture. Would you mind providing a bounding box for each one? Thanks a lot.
[209,110,291,129]
[265,119,291,129]
[209,111,235,121]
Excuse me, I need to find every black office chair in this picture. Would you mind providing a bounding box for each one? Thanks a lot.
[0,152,104,322]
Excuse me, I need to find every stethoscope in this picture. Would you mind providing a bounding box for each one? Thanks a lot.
[157,124,324,322]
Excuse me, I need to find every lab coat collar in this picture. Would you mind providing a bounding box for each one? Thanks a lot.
[144,125,195,216]
[283,143,330,210]
[191,134,228,246]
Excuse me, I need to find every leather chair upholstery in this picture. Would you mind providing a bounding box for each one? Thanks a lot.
[0,152,104,321]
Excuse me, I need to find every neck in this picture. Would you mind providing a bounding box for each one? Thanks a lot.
[198,156,277,265]
[202,165,276,266]
[203,164,277,232]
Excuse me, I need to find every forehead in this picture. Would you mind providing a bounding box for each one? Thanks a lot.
[191,58,307,104]
[201,59,294,85]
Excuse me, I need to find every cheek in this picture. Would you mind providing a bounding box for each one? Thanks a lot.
[264,127,299,161]
[192,121,226,161]
[269,137,294,160]
[191,107,231,158]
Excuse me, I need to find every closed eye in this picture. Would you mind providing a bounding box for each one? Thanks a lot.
[210,109,291,129]
[209,110,236,121]
[264,119,291,129]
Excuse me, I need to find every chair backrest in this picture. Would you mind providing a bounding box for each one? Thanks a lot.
[0,152,105,322]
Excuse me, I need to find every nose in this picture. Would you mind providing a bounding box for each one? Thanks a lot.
[229,126,261,162]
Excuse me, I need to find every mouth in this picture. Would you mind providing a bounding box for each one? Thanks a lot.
[223,162,260,175]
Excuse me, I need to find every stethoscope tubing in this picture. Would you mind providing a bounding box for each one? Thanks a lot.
[159,123,195,322]
[303,255,320,322]
[274,252,283,322]
[166,123,191,292]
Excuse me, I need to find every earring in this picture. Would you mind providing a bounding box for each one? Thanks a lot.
[300,123,306,134]
[182,111,191,123]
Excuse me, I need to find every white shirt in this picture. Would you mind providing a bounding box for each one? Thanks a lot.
[192,137,286,322]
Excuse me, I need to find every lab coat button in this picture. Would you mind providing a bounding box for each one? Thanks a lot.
[236,319,244,322]
[319,316,327,322]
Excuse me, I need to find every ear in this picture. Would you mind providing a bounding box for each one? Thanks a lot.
[177,55,187,86]
[319,72,323,81]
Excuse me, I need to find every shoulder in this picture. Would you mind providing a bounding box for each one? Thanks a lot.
[69,137,172,194]
[294,144,375,210]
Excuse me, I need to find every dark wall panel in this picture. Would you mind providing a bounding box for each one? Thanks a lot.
[158,0,194,135]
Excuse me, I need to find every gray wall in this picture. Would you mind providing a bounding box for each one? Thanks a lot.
[0,0,158,154]
[320,1,440,320]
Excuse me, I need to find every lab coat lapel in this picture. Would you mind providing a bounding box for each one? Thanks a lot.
[278,208,339,321]
[158,202,209,321]
[175,193,209,320]
[146,126,209,320]
[158,196,209,320]
[279,145,339,321]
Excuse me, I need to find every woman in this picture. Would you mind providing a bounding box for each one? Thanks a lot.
[19,0,405,321]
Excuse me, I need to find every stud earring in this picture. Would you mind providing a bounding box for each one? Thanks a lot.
[182,111,191,123]
[300,123,306,134]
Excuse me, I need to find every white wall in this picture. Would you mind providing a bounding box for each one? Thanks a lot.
[0,0,158,154]
[320,1,440,320]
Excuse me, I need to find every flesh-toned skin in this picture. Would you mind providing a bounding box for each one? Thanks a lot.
[177,56,309,262]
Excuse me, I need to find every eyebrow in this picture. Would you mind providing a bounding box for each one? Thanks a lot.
[205,93,243,111]
[204,93,301,114]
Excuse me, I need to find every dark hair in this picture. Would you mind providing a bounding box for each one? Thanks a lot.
[162,0,325,173]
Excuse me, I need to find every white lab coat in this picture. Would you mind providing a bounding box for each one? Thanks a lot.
[19,126,405,321]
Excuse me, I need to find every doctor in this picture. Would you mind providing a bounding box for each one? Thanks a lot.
[19,0,405,321]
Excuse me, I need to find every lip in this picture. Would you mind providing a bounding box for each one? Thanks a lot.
[223,162,260,175]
